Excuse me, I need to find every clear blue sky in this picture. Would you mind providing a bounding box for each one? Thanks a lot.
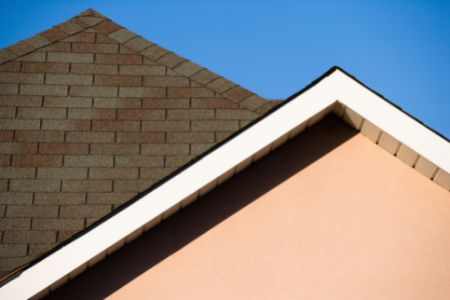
[1,0,449,138]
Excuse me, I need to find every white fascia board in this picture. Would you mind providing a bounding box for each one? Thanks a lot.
[0,75,337,300]
[333,70,450,174]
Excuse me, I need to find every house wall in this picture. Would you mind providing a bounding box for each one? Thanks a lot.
[45,115,450,300]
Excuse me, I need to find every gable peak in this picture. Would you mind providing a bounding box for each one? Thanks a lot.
[75,8,109,19]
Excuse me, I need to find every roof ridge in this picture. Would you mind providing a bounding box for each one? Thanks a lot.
[0,8,272,114]
[0,10,106,66]
[75,8,110,19]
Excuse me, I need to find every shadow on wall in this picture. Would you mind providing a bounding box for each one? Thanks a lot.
[44,114,357,300]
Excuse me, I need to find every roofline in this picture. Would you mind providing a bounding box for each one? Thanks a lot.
[2,67,450,299]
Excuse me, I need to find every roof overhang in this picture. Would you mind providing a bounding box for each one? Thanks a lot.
[2,67,449,300]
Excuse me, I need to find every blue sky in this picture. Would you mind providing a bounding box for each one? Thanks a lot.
[1,0,449,138]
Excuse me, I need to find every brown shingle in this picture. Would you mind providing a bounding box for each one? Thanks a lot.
[191,98,239,109]
[190,69,220,85]
[15,52,45,62]
[92,21,123,36]
[64,156,113,167]
[156,52,185,68]
[71,63,118,75]
[56,20,84,35]
[95,75,141,86]
[37,167,88,179]
[3,231,55,243]
[0,107,15,119]
[11,155,62,167]
[0,131,14,142]
[206,77,235,93]
[222,86,253,102]
[21,62,69,74]
[93,98,141,108]
[89,168,138,179]
[114,156,164,167]
[113,180,155,192]
[143,76,189,87]
[39,27,69,43]
[9,179,61,192]
[67,108,116,120]
[0,95,42,107]
[0,219,31,230]
[14,131,64,143]
[90,144,139,155]
[96,54,142,65]
[0,167,36,178]
[142,98,189,108]
[0,72,44,84]
[167,109,214,120]
[119,65,165,76]
[65,132,115,143]
[34,193,85,205]
[117,109,165,120]
[141,45,170,61]
[43,96,92,108]
[91,120,140,131]
[124,37,154,52]
[17,107,67,119]
[116,132,165,144]
[6,42,34,57]
[59,205,111,218]
[166,132,215,143]
[61,180,113,193]
[0,193,33,205]
[167,87,214,98]
[62,32,95,43]
[39,143,89,155]
[0,62,21,72]
[31,219,84,230]
[41,120,90,131]
[72,43,118,54]
[118,87,165,98]
[6,205,59,218]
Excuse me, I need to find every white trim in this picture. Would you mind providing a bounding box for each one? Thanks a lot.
[1,69,449,300]
[334,70,450,173]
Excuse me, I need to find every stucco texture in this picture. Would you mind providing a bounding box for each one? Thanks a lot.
[45,115,450,300]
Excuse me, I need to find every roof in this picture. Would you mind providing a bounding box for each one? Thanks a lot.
[0,7,280,280]
[1,64,449,299]
[0,8,274,111]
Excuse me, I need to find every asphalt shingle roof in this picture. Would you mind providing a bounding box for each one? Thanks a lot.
[0,8,280,278]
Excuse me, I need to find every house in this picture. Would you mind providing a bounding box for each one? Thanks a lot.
[0,7,278,280]
[1,8,450,300]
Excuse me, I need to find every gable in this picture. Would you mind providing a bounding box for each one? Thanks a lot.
[0,40,449,298]
[42,115,450,299]
[0,8,277,280]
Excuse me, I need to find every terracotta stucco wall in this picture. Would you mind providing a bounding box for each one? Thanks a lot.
[45,115,450,300]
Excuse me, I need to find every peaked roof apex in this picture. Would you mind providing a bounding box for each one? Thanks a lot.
[0,8,272,113]
[75,8,109,19]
